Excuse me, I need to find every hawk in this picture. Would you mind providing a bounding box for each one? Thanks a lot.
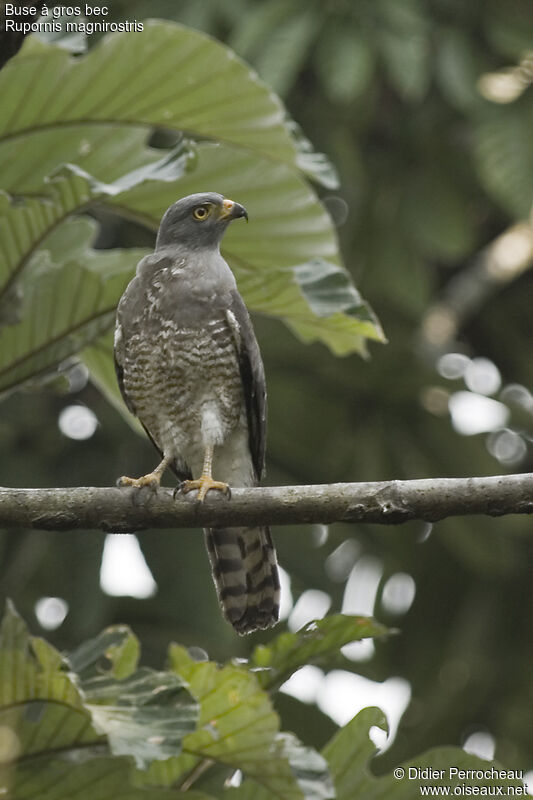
[114,192,280,634]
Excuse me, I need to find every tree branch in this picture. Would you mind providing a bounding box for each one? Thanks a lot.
[1,473,533,532]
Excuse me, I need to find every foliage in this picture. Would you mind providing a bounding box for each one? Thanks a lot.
[0,603,525,799]
[250,614,391,692]
[0,19,383,405]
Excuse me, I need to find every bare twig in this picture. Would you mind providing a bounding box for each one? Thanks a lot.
[1,473,533,532]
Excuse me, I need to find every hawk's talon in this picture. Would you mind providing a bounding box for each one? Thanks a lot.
[181,475,231,503]
[117,473,161,490]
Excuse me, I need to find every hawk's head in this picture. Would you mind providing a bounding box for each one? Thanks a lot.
[156,192,248,250]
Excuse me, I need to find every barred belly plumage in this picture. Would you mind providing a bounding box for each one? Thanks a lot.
[122,317,242,473]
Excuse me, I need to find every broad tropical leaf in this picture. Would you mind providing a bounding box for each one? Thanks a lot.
[474,98,533,218]
[0,150,186,311]
[226,734,334,800]
[251,615,391,692]
[69,626,199,770]
[68,624,141,681]
[0,214,147,397]
[0,603,201,798]
[323,708,525,799]
[0,21,333,190]
[0,21,384,386]
[0,601,100,796]
[84,669,198,769]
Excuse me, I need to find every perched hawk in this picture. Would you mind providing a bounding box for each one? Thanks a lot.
[114,192,280,634]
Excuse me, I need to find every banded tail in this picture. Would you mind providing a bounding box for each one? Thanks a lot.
[205,526,280,635]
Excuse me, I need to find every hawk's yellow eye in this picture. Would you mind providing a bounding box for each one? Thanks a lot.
[193,205,210,220]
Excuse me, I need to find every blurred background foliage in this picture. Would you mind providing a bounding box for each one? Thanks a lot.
[1,0,533,782]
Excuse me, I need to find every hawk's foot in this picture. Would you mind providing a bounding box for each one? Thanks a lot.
[117,472,162,490]
[180,474,231,502]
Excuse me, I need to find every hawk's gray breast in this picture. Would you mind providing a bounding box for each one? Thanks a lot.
[114,192,280,634]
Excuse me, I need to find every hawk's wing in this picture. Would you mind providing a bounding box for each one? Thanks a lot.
[227,290,267,482]
[114,274,139,417]
[114,264,192,483]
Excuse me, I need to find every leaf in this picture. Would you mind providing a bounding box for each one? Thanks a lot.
[0,214,146,397]
[0,599,93,727]
[0,20,332,187]
[435,29,488,112]
[0,604,202,796]
[315,26,375,104]
[251,615,391,691]
[401,169,476,261]
[484,0,533,60]
[68,624,141,681]
[84,669,198,769]
[0,125,178,197]
[323,708,525,799]
[7,757,212,800]
[377,0,430,102]
[0,149,183,312]
[135,645,333,799]
[69,627,198,770]
[226,734,334,800]
[253,9,320,98]
[229,0,300,60]
[0,23,383,371]
[0,600,102,792]
[474,98,533,218]
[0,20,384,405]
[277,733,334,800]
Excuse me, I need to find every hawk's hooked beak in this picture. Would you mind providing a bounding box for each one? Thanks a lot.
[219,197,248,222]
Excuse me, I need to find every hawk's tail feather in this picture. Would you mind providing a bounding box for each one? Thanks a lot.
[205,526,280,635]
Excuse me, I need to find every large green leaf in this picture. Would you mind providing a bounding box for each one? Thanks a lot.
[0,603,203,798]
[474,97,533,218]
[0,125,172,198]
[0,213,147,396]
[84,669,198,769]
[0,20,332,189]
[253,8,320,98]
[0,146,186,316]
[68,627,199,770]
[376,0,431,102]
[69,624,141,681]
[226,734,334,800]
[315,25,375,104]
[323,708,525,799]
[0,602,334,799]
[8,758,214,800]
[0,600,100,796]
[401,168,476,261]
[0,20,385,408]
[251,615,391,692]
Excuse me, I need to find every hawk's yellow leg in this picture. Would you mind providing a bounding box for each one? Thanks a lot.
[181,445,231,502]
[118,454,173,489]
